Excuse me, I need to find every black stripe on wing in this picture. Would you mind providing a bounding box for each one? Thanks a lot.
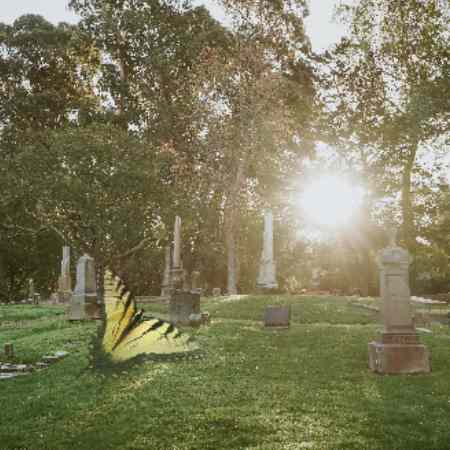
[120,319,179,348]
[110,283,137,344]
[111,307,145,351]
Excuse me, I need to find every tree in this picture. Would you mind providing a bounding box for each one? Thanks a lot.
[0,15,101,300]
[324,0,449,287]
[0,14,99,133]
[195,0,315,293]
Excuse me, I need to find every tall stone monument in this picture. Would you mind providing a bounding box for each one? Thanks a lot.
[368,229,430,374]
[160,245,172,297]
[257,209,278,290]
[28,278,35,303]
[170,216,184,291]
[58,246,72,303]
[68,254,101,320]
[168,216,201,325]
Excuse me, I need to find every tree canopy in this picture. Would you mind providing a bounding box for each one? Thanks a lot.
[0,0,448,301]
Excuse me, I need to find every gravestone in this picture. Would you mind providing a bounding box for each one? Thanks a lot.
[169,291,200,325]
[257,209,278,290]
[28,278,35,303]
[368,230,430,374]
[168,216,202,325]
[58,246,72,303]
[68,254,101,320]
[264,305,290,328]
[212,288,221,297]
[160,245,172,297]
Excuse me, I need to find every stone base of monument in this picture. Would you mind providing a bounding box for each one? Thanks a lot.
[68,294,102,321]
[264,305,290,329]
[169,292,200,326]
[368,333,430,374]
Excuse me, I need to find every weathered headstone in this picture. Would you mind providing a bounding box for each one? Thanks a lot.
[169,291,200,325]
[68,254,101,320]
[212,287,221,297]
[168,216,203,325]
[257,209,278,290]
[368,230,430,374]
[160,245,172,297]
[264,305,290,328]
[58,246,72,303]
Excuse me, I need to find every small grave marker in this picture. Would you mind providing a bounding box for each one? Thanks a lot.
[264,305,290,328]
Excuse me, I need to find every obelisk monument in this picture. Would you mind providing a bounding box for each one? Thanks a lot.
[58,246,72,303]
[257,209,278,290]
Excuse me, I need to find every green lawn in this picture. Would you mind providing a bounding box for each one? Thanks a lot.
[1,296,450,450]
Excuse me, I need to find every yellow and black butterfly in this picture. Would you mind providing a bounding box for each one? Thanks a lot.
[102,270,197,362]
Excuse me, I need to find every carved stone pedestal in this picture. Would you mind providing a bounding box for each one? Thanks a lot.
[169,292,200,326]
[368,230,430,375]
[368,333,430,374]
[68,294,102,320]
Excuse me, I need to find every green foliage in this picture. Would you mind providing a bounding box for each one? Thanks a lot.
[322,0,449,290]
[1,1,447,299]
[0,14,99,131]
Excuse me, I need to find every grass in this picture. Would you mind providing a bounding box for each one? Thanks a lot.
[1,296,450,450]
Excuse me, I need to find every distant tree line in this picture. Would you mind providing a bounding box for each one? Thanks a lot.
[0,0,448,301]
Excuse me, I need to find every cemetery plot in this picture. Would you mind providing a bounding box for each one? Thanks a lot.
[2,296,450,450]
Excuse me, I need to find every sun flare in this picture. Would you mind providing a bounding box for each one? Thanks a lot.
[299,175,364,227]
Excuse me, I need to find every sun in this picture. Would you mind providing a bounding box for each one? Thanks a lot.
[299,175,364,227]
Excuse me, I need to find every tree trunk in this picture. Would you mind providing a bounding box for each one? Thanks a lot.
[401,140,418,290]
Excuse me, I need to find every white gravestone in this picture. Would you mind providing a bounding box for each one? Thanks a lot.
[256,209,278,289]
[68,254,100,320]
[28,278,35,303]
[58,246,72,302]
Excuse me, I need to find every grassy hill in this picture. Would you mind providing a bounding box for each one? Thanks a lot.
[1,295,449,450]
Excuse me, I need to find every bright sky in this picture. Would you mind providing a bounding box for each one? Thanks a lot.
[0,0,346,52]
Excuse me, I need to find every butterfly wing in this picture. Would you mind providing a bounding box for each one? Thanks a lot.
[102,270,197,362]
